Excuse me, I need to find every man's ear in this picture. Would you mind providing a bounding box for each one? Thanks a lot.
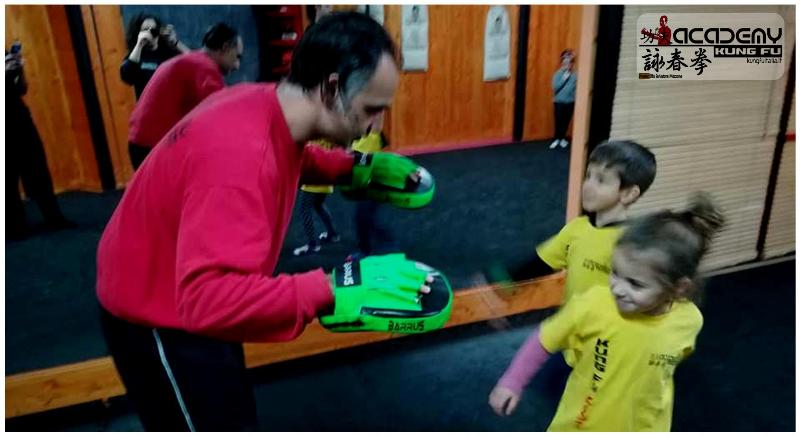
[320,73,340,109]
[620,185,641,206]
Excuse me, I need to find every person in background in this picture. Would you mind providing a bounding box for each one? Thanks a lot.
[293,138,342,257]
[550,49,576,149]
[6,44,75,240]
[127,22,242,169]
[120,12,190,100]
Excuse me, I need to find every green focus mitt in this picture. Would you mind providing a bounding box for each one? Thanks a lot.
[340,152,435,209]
[320,253,453,334]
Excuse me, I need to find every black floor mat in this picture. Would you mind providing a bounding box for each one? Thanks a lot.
[6,260,795,431]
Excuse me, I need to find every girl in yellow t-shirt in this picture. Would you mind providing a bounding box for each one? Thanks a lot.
[292,133,388,256]
[489,192,725,432]
[293,139,341,256]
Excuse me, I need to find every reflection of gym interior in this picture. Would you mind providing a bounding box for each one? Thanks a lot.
[5,4,796,432]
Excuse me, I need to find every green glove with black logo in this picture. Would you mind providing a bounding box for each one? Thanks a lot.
[340,152,436,209]
[320,253,453,334]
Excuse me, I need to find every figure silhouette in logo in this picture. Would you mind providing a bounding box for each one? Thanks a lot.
[641,15,672,46]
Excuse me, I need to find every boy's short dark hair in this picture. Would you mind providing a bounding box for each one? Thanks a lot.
[202,23,239,51]
[588,140,657,194]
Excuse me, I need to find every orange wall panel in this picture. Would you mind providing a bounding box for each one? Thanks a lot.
[6,5,102,193]
[382,5,518,150]
[81,5,136,187]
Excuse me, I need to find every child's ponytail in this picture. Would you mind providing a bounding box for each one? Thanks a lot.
[681,192,726,255]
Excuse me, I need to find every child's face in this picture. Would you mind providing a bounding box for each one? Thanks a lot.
[581,163,623,213]
[609,246,672,315]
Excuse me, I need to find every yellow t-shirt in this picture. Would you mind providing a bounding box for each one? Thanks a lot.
[301,139,337,194]
[351,131,385,154]
[539,285,703,432]
[536,216,623,303]
[301,133,385,193]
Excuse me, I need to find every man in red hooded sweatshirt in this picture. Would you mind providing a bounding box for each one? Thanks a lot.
[127,22,243,169]
[97,12,433,431]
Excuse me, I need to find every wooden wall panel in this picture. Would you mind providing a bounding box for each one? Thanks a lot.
[81,5,136,187]
[5,5,102,193]
[382,5,518,150]
[566,6,598,220]
[523,6,582,141]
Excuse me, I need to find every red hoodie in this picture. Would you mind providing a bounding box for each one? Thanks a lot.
[128,50,225,148]
[98,83,354,342]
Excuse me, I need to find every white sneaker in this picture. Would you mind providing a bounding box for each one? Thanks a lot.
[560,139,569,148]
[549,139,561,149]
[318,232,341,244]
[293,244,321,256]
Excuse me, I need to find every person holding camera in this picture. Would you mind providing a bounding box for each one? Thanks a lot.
[127,22,243,169]
[121,13,190,100]
[6,42,75,240]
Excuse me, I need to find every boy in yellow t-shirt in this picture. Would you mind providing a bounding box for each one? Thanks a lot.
[510,140,657,302]
[490,193,724,431]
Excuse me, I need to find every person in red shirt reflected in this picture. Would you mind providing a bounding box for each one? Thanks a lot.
[97,12,433,431]
[127,22,243,169]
